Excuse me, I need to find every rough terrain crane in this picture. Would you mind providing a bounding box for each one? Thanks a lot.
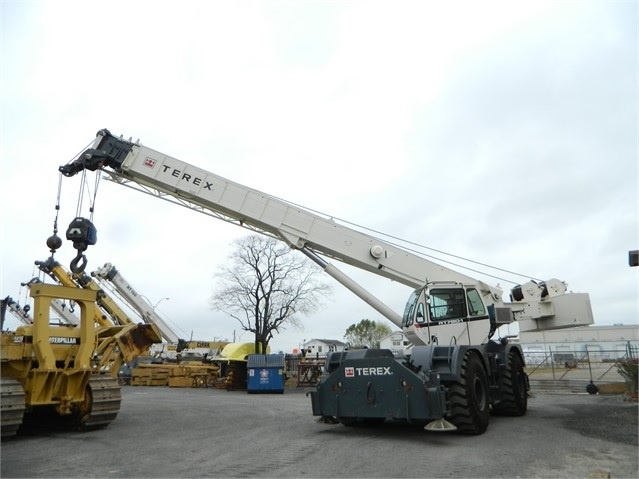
[57,128,594,434]
[1,297,33,327]
[2,285,79,328]
[91,262,232,362]
[21,278,80,326]
[91,263,182,344]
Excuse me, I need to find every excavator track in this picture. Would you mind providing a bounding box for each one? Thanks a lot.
[16,375,121,434]
[1,378,26,439]
[79,374,122,429]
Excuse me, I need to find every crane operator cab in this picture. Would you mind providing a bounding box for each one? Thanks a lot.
[402,283,510,347]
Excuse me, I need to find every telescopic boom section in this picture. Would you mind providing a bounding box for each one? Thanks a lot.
[60,129,594,344]
[91,263,181,344]
[60,129,501,298]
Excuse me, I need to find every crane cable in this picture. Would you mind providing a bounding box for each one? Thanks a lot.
[74,167,101,222]
[269,193,541,286]
[332,218,543,285]
[47,139,100,273]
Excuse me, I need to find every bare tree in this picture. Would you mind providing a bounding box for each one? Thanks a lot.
[210,235,332,353]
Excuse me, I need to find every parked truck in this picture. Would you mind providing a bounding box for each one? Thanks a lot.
[57,128,594,434]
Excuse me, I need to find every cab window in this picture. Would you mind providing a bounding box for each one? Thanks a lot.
[466,288,486,316]
[428,288,467,321]
[415,302,426,324]
[402,290,419,327]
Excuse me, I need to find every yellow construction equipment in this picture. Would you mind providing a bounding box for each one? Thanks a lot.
[1,260,162,439]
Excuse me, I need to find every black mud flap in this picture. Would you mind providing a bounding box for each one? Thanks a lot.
[307,390,322,416]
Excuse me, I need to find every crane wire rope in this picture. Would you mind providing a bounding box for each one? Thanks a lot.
[48,139,100,274]
[50,139,95,252]
[267,193,542,286]
[74,167,101,221]
[62,137,536,285]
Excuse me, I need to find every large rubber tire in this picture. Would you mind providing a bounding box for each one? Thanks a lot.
[445,351,490,435]
[492,350,528,417]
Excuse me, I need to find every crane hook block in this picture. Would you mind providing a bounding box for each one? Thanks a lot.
[66,217,97,250]
[66,217,97,273]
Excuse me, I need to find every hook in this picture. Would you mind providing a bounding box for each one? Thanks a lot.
[70,252,88,274]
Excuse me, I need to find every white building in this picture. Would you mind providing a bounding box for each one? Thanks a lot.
[302,339,346,358]
[379,331,409,357]
[303,325,638,363]
[519,324,638,362]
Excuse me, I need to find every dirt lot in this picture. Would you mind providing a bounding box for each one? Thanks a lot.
[2,386,637,478]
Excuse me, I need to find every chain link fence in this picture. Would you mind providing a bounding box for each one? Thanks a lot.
[523,342,638,382]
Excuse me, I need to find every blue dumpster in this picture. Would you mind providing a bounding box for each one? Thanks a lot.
[247,354,285,393]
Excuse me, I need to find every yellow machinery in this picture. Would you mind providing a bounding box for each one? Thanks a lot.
[38,257,163,371]
[120,342,262,389]
[207,342,270,390]
[2,284,110,437]
[34,257,163,376]
[1,262,162,439]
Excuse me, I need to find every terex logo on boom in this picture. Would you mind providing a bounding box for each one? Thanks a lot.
[160,164,213,191]
[344,366,393,377]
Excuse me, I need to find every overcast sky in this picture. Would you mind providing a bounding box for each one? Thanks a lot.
[1,0,637,353]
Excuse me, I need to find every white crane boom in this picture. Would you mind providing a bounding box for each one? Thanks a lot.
[21,278,80,326]
[1,297,32,325]
[60,129,594,346]
[91,263,180,344]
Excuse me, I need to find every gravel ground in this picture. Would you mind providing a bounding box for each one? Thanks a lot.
[2,387,637,479]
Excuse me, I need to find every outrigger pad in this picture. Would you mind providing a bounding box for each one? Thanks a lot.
[315,416,339,424]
